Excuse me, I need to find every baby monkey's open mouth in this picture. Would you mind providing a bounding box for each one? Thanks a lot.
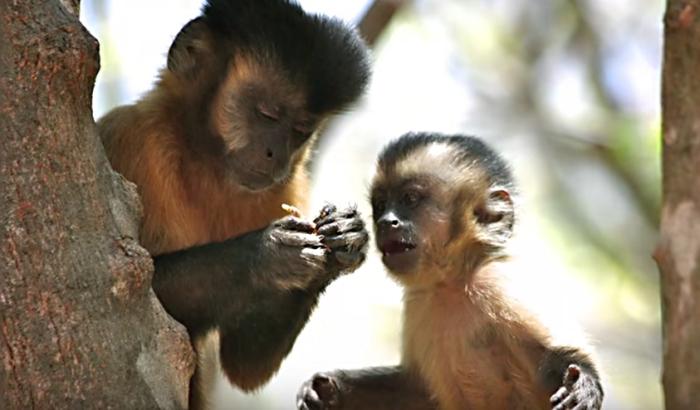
[379,238,418,273]
[379,240,416,255]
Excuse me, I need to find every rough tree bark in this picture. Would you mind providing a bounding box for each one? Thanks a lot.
[0,1,194,409]
[656,0,700,408]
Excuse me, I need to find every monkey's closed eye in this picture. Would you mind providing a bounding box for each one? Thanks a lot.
[293,126,312,140]
[257,105,279,121]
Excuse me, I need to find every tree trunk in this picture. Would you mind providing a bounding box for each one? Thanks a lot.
[657,0,700,408]
[0,2,194,409]
[358,0,406,47]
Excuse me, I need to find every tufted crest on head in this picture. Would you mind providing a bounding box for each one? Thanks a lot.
[167,0,371,114]
[377,132,515,191]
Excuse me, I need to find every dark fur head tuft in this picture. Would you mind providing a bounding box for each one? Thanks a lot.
[378,132,515,190]
[200,0,371,113]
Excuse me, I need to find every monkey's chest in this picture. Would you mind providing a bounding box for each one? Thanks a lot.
[199,181,306,244]
[203,199,286,243]
[402,299,546,410]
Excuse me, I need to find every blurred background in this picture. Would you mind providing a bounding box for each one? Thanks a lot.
[81,0,662,408]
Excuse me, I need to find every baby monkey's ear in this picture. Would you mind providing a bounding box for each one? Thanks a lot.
[167,17,213,78]
[474,187,515,246]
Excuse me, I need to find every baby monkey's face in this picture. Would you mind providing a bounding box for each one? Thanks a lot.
[370,141,512,286]
[370,174,453,277]
[371,136,516,286]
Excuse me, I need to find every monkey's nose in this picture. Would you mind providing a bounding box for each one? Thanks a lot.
[378,212,402,230]
[266,148,273,159]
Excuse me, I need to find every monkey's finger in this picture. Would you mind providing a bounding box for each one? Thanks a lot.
[301,246,327,263]
[336,205,359,218]
[276,231,324,248]
[312,375,340,406]
[313,204,338,224]
[317,217,364,236]
[275,216,316,233]
[571,402,594,410]
[296,388,322,410]
[550,387,569,405]
[334,250,366,269]
[315,206,358,227]
[301,399,322,410]
[345,231,370,251]
[322,231,369,250]
[563,364,581,387]
[552,392,578,410]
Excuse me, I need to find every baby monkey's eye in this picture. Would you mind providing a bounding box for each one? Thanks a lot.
[402,190,423,207]
[372,198,387,215]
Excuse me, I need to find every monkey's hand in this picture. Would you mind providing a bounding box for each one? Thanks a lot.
[550,364,603,410]
[255,216,328,290]
[314,204,369,275]
[297,372,342,410]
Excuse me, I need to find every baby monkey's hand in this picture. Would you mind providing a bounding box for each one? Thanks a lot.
[550,364,603,410]
[314,204,368,275]
[297,372,342,410]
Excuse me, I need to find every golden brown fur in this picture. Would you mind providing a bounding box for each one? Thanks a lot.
[401,267,553,410]
[98,68,310,256]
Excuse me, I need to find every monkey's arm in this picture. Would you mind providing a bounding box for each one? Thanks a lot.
[153,217,332,390]
[152,221,323,332]
[154,210,368,390]
[153,233,259,334]
[297,366,437,410]
[539,347,604,410]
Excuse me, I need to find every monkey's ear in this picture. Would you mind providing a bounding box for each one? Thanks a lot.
[167,17,213,77]
[475,188,515,245]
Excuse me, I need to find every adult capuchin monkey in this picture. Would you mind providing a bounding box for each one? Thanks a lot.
[97,0,371,408]
[298,133,604,410]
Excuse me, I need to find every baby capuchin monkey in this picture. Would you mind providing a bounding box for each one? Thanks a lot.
[98,0,370,408]
[298,133,604,410]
